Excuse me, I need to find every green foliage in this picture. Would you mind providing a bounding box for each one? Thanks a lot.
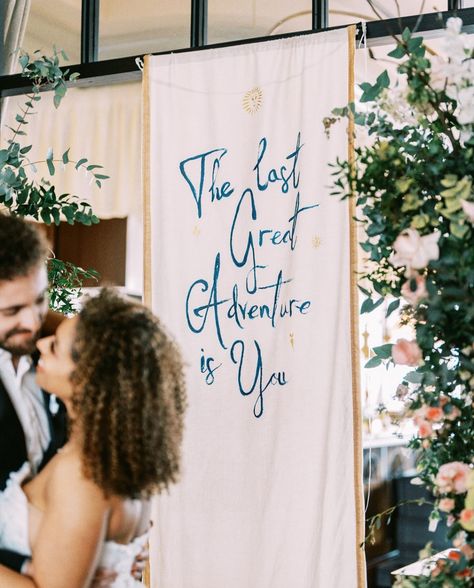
[48,258,99,314]
[1,49,107,313]
[329,20,474,583]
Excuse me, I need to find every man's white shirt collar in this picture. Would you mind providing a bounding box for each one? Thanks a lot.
[0,348,50,473]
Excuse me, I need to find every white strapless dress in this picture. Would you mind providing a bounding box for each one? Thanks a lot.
[0,463,147,587]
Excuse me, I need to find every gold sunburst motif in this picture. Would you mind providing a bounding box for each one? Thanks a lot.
[242,87,263,114]
[193,225,201,237]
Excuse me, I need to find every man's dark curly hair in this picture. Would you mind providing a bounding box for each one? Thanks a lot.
[0,213,49,281]
[70,289,186,499]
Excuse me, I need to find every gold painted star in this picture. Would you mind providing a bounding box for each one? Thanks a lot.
[289,332,295,349]
[312,235,322,249]
[193,225,201,237]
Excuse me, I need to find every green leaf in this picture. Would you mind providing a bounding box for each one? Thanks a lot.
[0,150,9,165]
[94,174,109,180]
[69,72,80,81]
[387,44,405,59]
[20,145,33,155]
[373,343,393,360]
[365,357,382,369]
[386,299,400,318]
[361,298,374,314]
[51,208,60,226]
[40,209,52,224]
[405,371,424,384]
[357,284,371,297]
[86,164,103,171]
[19,54,29,69]
[75,158,87,169]
[46,158,55,176]
[62,148,70,164]
[402,27,411,43]
[376,70,390,90]
[372,297,385,311]
[407,36,423,52]
[450,222,469,239]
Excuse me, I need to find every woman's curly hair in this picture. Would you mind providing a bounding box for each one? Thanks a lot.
[70,289,186,499]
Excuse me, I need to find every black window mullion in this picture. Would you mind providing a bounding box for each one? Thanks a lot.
[191,0,208,48]
[448,0,463,9]
[81,0,100,63]
[312,0,329,30]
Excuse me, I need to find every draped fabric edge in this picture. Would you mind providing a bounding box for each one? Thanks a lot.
[347,24,367,588]
[143,53,152,312]
[142,53,152,588]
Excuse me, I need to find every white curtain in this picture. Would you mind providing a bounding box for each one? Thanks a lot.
[1,0,31,75]
[145,27,364,588]
[2,82,142,219]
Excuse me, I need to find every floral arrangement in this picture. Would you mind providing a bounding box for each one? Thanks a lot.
[327,17,474,585]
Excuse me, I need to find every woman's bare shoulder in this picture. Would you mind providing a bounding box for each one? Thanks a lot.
[46,447,109,511]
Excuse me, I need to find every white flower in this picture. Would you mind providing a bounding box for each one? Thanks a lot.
[429,57,448,92]
[461,199,474,223]
[446,17,463,35]
[457,86,474,124]
[390,229,440,271]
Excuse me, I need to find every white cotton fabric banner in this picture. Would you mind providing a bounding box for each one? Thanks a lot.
[146,28,360,588]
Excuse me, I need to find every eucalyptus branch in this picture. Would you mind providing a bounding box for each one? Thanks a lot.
[0,48,105,313]
[364,498,434,547]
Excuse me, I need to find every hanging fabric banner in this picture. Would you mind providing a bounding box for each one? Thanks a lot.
[144,27,364,588]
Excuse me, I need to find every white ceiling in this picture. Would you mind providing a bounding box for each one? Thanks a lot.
[23,0,448,63]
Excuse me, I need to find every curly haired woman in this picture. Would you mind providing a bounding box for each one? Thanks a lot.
[0,289,186,588]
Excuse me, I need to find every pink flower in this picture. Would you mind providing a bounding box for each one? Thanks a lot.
[415,417,433,438]
[461,199,474,224]
[401,273,428,305]
[426,406,444,422]
[460,509,474,532]
[439,498,456,513]
[435,462,471,494]
[392,339,423,366]
[390,228,440,271]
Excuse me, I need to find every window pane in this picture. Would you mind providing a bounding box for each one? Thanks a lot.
[99,0,190,60]
[329,0,448,27]
[208,0,312,44]
[4,0,80,75]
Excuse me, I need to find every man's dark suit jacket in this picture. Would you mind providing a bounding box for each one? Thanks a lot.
[0,374,67,571]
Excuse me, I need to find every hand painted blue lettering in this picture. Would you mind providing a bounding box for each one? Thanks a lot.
[200,349,222,385]
[185,253,230,350]
[229,188,259,294]
[179,147,229,218]
[253,132,304,194]
[287,192,320,250]
[230,339,287,418]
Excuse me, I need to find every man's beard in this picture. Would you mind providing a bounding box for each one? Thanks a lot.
[0,328,40,356]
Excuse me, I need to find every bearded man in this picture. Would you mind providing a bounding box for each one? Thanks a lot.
[0,213,67,571]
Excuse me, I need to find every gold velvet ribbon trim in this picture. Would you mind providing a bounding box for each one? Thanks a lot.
[347,24,367,588]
